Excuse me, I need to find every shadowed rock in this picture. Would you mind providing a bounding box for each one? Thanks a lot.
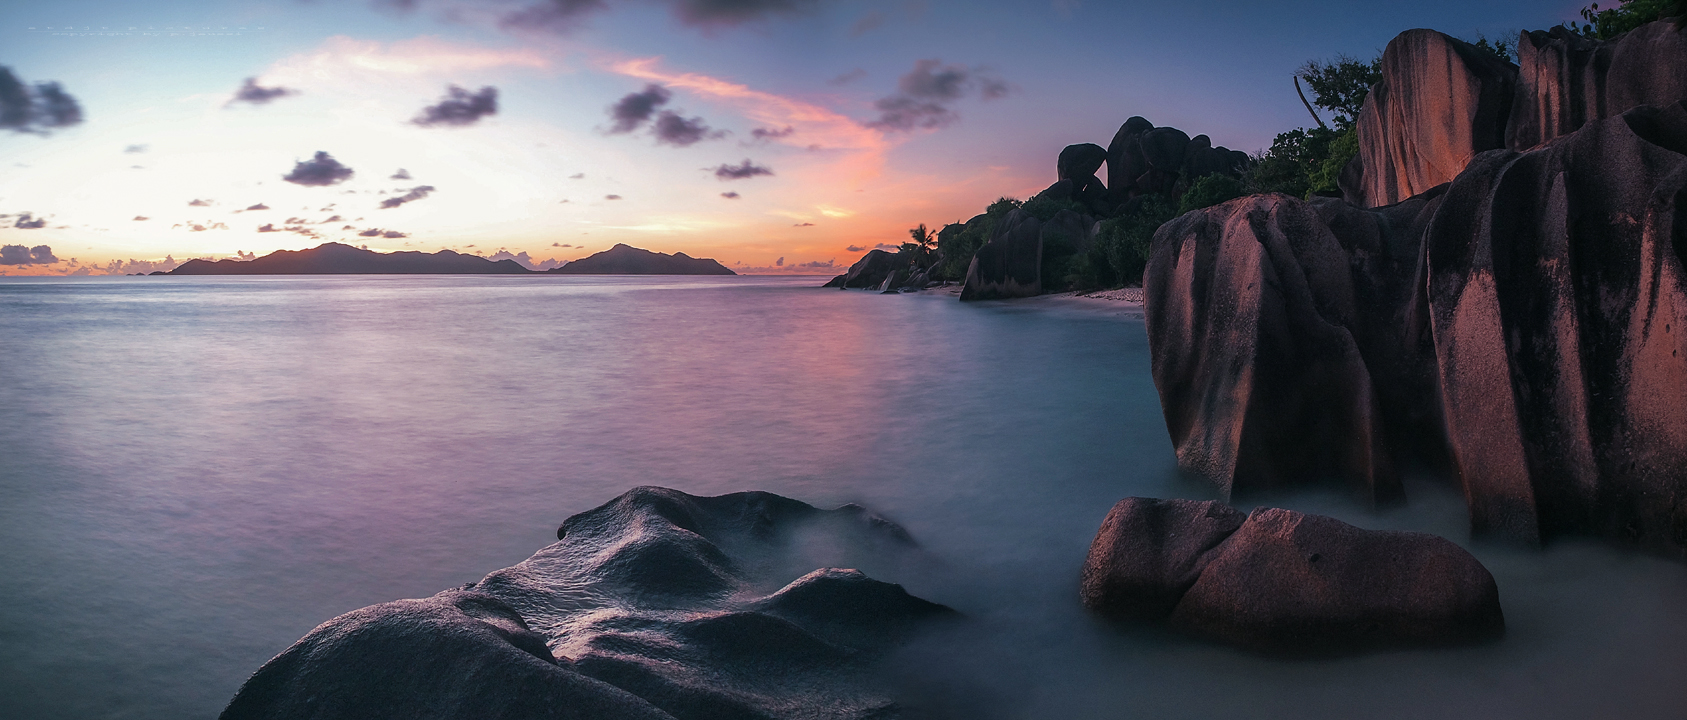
[1081,498,1504,654]
[1351,29,1518,208]
[834,249,902,289]
[960,209,1042,301]
[549,244,734,275]
[1057,143,1107,182]
[1105,117,1154,201]
[1144,193,1402,506]
[1425,101,1687,550]
[223,487,953,720]
[1508,20,1687,150]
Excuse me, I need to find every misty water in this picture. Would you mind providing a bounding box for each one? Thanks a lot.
[0,275,1683,720]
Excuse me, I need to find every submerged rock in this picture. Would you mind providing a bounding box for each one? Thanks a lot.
[1081,497,1504,654]
[223,487,954,720]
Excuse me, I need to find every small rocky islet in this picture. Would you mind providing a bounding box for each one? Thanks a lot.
[226,18,1687,719]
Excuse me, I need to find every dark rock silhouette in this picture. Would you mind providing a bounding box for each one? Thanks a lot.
[223,487,953,720]
[1508,20,1687,150]
[960,209,1043,301]
[548,243,734,275]
[1081,497,1504,654]
[1348,29,1518,208]
[829,248,901,289]
[169,243,531,274]
[1147,101,1687,555]
[1057,143,1107,182]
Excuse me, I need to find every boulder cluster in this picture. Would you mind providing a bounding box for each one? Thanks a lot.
[221,487,953,720]
[1080,497,1504,653]
[1146,20,1687,555]
[1345,21,1687,207]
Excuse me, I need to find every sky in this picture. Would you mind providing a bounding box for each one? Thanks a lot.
[0,0,1585,275]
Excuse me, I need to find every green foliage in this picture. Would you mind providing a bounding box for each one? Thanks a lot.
[901,223,936,266]
[1247,126,1343,197]
[1469,32,1519,64]
[1566,0,1682,39]
[1307,126,1359,196]
[1020,192,1087,222]
[1069,195,1177,289]
[934,197,1021,280]
[1178,174,1245,215]
[1297,55,1381,130]
[1041,229,1081,293]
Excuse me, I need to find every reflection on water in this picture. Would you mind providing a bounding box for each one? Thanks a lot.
[0,275,1682,719]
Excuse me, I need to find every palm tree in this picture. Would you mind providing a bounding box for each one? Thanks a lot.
[901,223,936,266]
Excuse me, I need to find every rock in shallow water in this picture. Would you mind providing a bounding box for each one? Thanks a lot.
[222,487,954,720]
[1081,497,1504,654]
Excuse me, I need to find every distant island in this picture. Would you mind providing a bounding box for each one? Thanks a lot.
[545,243,734,275]
[163,242,735,276]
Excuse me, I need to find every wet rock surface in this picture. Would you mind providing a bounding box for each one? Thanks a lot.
[1082,498,1504,654]
[222,487,954,720]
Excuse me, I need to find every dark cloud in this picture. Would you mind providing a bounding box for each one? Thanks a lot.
[551,242,574,247]
[283,151,355,187]
[653,110,724,146]
[382,230,407,238]
[497,0,609,32]
[13,213,46,229]
[568,172,585,179]
[230,77,296,106]
[188,199,211,207]
[712,158,773,180]
[285,217,307,224]
[411,85,498,127]
[828,68,866,86]
[357,228,382,237]
[793,222,814,227]
[849,11,884,36]
[322,215,343,223]
[124,144,148,154]
[865,59,1009,132]
[0,66,84,133]
[846,244,865,252]
[775,256,784,266]
[720,191,740,199]
[258,224,280,232]
[356,228,408,239]
[189,223,230,232]
[342,225,357,230]
[391,168,411,180]
[493,0,822,32]
[246,203,269,211]
[604,194,622,200]
[380,185,436,209]
[133,216,149,221]
[793,259,835,269]
[669,0,822,27]
[607,84,670,134]
[0,244,57,264]
[747,125,794,143]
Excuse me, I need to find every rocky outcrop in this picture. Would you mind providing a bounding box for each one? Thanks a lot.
[1106,117,1247,204]
[170,242,533,274]
[1507,20,1687,150]
[833,249,902,289]
[223,487,953,720]
[1057,143,1107,182]
[1081,497,1504,653]
[549,244,736,275]
[1424,101,1687,548]
[1144,193,1404,506]
[960,209,1043,301]
[1349,30,1519,208]
[1148,101,1687,555]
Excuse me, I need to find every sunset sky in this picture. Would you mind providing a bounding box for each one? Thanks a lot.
[1,0,1576,275]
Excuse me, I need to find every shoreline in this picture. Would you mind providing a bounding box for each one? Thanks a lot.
[912,283,1147,318]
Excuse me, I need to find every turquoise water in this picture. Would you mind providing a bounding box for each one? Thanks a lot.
[0,275,1683,719]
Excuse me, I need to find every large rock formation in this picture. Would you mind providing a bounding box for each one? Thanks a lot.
[549,244,735,275]
[1348,30,1519,208]
[1148,101,1687,555]
[170,242,533,275]
[1106,117,1247,204]
[1424,101,1687,547]
[960,209,1044,301]
[827,248,903,289]
[1508,20,1687,150]
[1081,497,1504,653]
[1144,193,1404,506]
[222,487,954,720]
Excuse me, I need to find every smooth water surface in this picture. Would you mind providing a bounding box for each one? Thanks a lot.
[1,275,1683,719]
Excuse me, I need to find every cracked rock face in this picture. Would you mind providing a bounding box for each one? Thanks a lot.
[1081,497,1504,654]
[222,487,954,720]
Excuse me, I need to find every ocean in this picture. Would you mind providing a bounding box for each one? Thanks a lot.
[1,275,1683,719]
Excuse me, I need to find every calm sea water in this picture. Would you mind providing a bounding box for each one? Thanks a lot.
[0,275,1683,720]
